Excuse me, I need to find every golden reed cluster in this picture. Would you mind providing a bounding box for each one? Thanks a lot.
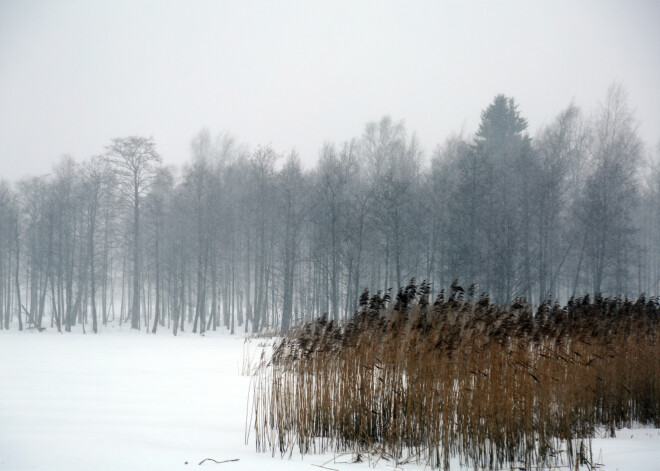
[251,282,660,470]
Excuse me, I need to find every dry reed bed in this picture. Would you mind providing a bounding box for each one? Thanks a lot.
[251,284,660,470]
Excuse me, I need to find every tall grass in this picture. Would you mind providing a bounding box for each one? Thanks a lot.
[251,282,660,469]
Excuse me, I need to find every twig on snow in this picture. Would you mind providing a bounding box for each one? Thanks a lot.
[198,458,239,465]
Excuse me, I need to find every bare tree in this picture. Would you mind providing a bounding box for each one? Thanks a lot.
[533,104,589,301]
[579,84,642,295]
[250,146,277,332]
[104,136,161,330]
[279,151,307,330]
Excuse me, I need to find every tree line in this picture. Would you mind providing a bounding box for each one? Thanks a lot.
[0,84,658,334]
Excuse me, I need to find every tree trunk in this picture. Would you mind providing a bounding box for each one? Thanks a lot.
[15,225,23,331]
[131,185,140,329]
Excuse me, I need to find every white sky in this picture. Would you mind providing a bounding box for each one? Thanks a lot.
[1,0,659,180]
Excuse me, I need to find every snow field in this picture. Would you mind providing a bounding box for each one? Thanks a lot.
[0,329,658,470]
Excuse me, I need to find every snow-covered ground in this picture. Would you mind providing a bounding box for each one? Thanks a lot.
[0,329,658,471]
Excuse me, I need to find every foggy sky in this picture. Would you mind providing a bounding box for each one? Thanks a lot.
[1,0,659,180]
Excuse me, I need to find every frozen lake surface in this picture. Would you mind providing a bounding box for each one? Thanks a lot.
[0,329,658,470]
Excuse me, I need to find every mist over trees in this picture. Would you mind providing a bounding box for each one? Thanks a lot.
[1,85,659,334]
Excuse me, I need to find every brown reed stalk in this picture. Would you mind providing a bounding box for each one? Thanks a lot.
[251,285,660,470]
